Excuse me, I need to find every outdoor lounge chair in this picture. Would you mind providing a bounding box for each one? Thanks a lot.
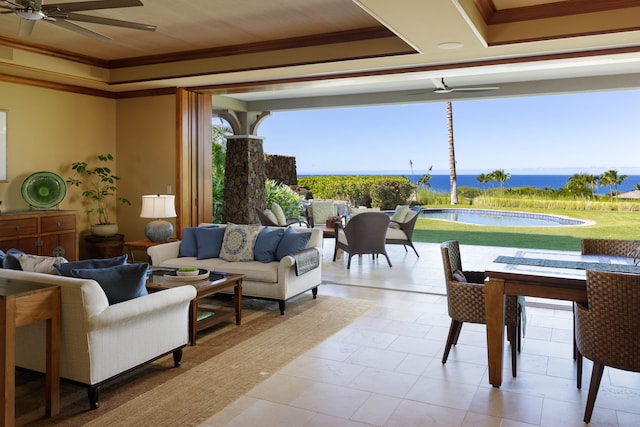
[385,205,421,257]
[255,206,309,228]
[333,211,392,269]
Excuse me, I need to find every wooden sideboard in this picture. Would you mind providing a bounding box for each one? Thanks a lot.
[0,211,78,261]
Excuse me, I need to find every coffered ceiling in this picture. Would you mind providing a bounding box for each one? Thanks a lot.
[1,0,640,109]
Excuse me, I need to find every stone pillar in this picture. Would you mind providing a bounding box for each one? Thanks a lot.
[222,135,266,224]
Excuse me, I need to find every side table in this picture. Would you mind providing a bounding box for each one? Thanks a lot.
[124,239,178,263]
[0,279,60,425]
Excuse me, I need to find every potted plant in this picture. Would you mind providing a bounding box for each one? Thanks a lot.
[66,153,131,236]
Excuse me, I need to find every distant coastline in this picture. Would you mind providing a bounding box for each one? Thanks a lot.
[298,174,640,195]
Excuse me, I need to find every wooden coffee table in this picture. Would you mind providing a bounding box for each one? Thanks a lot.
[147,269,243,345]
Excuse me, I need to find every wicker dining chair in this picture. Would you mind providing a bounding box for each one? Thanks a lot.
[575,270,640,423]
[440,240,524,377]
[576,239,640,358]
[333,212,392,269]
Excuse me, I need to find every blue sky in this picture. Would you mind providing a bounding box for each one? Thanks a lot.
[258,89,640,176]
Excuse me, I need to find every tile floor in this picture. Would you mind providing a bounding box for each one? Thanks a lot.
[201,241,640,427]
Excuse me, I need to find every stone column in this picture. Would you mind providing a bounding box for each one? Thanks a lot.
[222,135,266,224]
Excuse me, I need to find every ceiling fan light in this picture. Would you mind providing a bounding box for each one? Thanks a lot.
[17,9,45,21]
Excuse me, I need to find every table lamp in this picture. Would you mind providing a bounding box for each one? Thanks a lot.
[139,194,177,242]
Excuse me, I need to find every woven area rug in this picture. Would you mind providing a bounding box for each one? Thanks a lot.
[16,294,375,426]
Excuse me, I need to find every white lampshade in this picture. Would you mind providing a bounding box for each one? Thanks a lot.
[140,195,177,242]
[140,195,177,219]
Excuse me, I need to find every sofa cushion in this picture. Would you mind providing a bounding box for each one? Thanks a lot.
[216,260,279,283]
[2,248,25,270]
[54,254,128,276]
[219,224,261,262]
[276,227,312,260]
[195,226,225,259]
[70,263,149,305]
[254,227,285,263]
[271,202,287,226]
[179,227,198,257]
[389,205,410,229]
[19,254,68,274]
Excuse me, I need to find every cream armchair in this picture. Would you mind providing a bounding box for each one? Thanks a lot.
[2,269,196,410]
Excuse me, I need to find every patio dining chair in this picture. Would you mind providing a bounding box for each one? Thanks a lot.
[385,205,421,257]
[440,240,524,377]
[575,270,640,423]
[333,211,392,269]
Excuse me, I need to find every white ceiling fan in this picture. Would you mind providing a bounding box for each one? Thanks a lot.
[0,0,156,41]
[431,77,500,94]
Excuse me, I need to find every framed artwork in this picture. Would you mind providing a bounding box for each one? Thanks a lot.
[0,110,5,182]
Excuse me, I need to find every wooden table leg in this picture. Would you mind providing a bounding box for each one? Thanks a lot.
[189,300,197,346]
[485,276,506,387]
[234,280,242,325]
[45,289,61,417]
[0,298,16,426]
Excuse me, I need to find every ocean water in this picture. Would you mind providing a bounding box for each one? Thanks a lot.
[298,174,640,195]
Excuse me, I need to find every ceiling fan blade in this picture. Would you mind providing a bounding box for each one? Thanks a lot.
[17,18,35,37]
[47,18,111,41]
[52,12,156,31]
[447,86,500,93]
[42,0,143,13]
[2,0,25,9]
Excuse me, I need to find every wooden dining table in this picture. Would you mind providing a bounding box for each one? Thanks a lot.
[484,250,637,388]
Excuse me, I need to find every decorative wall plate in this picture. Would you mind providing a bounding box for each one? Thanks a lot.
[21,171,67,209]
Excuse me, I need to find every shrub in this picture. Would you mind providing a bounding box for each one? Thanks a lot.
[370,177,413,209]
[265,179,304,218]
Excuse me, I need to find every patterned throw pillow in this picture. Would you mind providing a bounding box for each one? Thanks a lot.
[271,203,287,226]
[219,224,261,262]
[19,254,68,274]
[310,201,336,225]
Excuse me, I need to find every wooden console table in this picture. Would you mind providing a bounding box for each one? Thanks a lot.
[124,238,178,263]
[0,278,61,425]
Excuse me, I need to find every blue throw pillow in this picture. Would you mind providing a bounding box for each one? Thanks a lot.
[254,227,285,263]
[275,227,312,261]
[178,227,198,257]
[0,249,5,266]
[195,226,226,259]
[70,263,149,305]
[54,254,128,277]
[3,248,25,270]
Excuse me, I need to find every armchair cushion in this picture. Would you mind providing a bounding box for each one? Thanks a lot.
[195,226,225,259]
[254,227,285,263]
[389,205,410,229]
[452,269,468,283]
[263,208,279,225]
[276,227,312,260]
[219,224,261,262]
[271,202,287,226]
[70,263,149,305]
[54,254,128,276]
[19,254,68,274]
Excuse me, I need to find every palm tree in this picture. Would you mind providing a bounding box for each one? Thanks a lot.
[600,169,628,198]
[212,118,232,222]
[492,169,511,193]
[476,173,490,190]
[565,173,591,197]
[633,183,640,191]
[584,174,600,198]
[446,101,458,204]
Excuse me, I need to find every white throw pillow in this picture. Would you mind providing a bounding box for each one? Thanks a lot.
[219,224,261,262]
[263,209,278,225]
[18,254,68,274]
[389,205,410,229]
[271,203,287,226]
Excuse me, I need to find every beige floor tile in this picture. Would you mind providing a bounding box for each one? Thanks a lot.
[224,399,316,427]
[280,354,366,386]
[289,382,371,419]
[468,387,543,425]
[350,393,402,426]
[405,376,480,410]
[350,367,419,398]
[384,399,467,427]
[304,413,377,427]
[346,346,408,370]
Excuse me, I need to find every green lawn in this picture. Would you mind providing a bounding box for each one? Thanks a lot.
[412,207,640,251]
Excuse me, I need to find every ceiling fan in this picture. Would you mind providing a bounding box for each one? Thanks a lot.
[0,0,156,41]
[431,78,499,94]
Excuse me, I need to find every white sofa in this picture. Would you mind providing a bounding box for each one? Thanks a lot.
[147,224,322,315]
[3,268,196,409]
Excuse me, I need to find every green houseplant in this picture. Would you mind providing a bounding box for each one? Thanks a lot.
[66,153,131,236]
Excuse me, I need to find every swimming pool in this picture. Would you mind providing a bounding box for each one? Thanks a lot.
[419,208,585,227]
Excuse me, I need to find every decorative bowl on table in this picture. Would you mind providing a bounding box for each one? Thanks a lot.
[164,268,210,282]
[177,267,200,276]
